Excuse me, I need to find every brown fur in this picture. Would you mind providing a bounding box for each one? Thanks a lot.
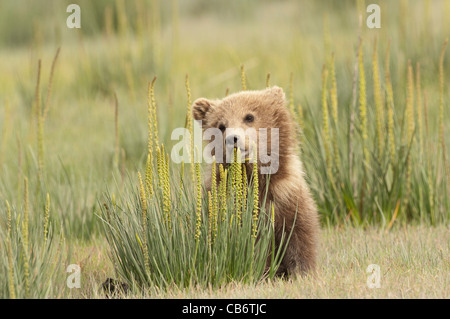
[192,86,319,276]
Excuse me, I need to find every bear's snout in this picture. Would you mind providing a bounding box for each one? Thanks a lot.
[225,134,240,147]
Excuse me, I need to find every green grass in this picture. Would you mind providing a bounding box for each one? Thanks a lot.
[100,159,288,290]
[0,0,449,298]
[0,179,66,298]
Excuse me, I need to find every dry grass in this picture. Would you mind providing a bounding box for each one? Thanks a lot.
[78,225,449,299]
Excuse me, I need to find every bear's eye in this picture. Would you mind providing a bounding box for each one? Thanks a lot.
[244,114,254,123]
[218,124,226,132]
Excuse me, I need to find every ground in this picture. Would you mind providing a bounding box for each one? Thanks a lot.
[71,225,449,298]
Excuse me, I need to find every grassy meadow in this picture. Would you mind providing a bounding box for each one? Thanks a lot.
[0,0,449,299]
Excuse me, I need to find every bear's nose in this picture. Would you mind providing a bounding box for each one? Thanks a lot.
[225,134,239,147]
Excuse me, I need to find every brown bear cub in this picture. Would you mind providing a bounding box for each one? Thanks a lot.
[192,86,319,277]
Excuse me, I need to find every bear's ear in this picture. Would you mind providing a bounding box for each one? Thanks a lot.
[265,86,285,101]
[192,98,215,121]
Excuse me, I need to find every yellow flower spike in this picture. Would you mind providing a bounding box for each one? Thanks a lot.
[385,41,396,164]
[194,147,202,242]
[157,145,163,187]
[137,172,150,276]
[161,144,166,164]
[211,157,217,212]
[252,144,259,239]
[406,60,415,144]
[321,64,332,172]
[358,40,369,164]
[235,148,243,223]
[231,148,237,194]
[219,164,227,222]
[211,157,218,242]
[145,79,156,197]
[330,52,340,170]
[240,64,247,90]
[6,200,15,299]
[321,63,339,201]
[372,37,385,161]
[43,47,60,121]
[163,152,171,230]
[165,152,170,183]
[242,163,247,212]
[330,53,338,124]
[138,172,147,216]
[208,191,212,247]
[44,193,50,245]
[150,76,159,149]
[34,60,45,182]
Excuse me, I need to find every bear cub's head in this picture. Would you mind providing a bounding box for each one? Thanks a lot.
[192,86,293,171]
